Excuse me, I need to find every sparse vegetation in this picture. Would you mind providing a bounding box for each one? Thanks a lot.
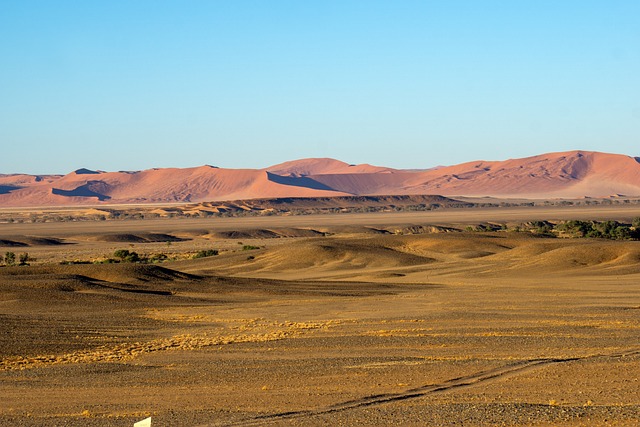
[113,249,141,263]
[18,253,30,266]
[242,245,260,251]
[4,252,16,266]
[501,220,640,240]
[554,220,639,240]
[528,221,554,236]
[4,196,639,224]
[148,253,169,263]
[192,249,219,259]
[0,252,32,267]
[459,219,640,240]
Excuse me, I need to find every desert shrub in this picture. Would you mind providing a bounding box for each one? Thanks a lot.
[242,245,260,251]
[18,253,30,266]
[4,252,16,266]
[612,226,633,240]
[632,217,640,228]
[148,253,169,263]
[94,259,117,264]
[529,221,554,235]
[113,249,140,263]
[556,220,637,240]
[593,220,619,237]
[556,220,593,237]
[193,249,219,259]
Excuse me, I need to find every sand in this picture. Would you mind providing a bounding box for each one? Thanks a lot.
[1,205,640,426]
[2,151,640,207]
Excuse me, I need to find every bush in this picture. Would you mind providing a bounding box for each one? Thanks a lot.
[113,249,140,263]
[556,220,593,237]
[556,220,637,240]
[242,245,260,251]
[18,253,30,266]
[193,249,219,259]
[4,252,15,266]
[148,253,169,263]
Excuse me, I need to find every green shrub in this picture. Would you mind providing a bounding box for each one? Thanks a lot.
[149,253,169,263]
[18,253,30,266]
[556,220,593,237]
[113,249,140,263]
[4,252,15,266]
[242,245,260,251]
[192,249,218,259]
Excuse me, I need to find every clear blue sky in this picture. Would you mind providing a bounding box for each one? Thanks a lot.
[1,1,638,174]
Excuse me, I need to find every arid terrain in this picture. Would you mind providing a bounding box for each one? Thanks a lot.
[2,151,640,207]
[1,204,640,426]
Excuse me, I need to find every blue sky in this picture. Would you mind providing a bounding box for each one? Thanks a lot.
[1,1,638,174]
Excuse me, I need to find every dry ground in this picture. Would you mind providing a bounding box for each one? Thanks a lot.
[1,206,640,426]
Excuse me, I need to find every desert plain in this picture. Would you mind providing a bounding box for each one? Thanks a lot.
[1,204,640,426]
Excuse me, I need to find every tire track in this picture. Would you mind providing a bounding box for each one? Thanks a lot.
[210,348,640,427]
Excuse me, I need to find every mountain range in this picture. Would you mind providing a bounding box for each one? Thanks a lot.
[1,151,639,207]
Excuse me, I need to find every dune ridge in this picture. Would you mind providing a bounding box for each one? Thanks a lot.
[1,151,639,207]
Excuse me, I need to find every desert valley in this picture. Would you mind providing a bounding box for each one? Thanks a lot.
[1,151,640,426]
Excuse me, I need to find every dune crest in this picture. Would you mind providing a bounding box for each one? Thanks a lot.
[1,151,639,206]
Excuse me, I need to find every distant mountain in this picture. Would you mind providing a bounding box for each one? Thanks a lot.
[1,151,639,207]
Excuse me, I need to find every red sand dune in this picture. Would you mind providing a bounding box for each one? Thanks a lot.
[267,158,396,176]
[1,151,639,207]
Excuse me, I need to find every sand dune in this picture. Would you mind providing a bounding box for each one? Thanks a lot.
[266,158,396,176]
[179,232,640,283]
[1,151,639,206]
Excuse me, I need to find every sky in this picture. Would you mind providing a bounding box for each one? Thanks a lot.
[1,1,639,174]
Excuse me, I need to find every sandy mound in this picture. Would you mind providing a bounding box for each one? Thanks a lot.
[0,263,200,287]
[79,233,186,243]
[212,228,325,239]
[488,239,640,274]
[187,238,435,280]
[0,237,67,247]
[393,234,514,260]
[0,239,29,247]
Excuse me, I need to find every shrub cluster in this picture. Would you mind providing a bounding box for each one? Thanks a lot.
[0,252,30,266]
[113,249,141,263]
[466,218,640,241]
[192,249,219,259]
[555,220,640,240]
